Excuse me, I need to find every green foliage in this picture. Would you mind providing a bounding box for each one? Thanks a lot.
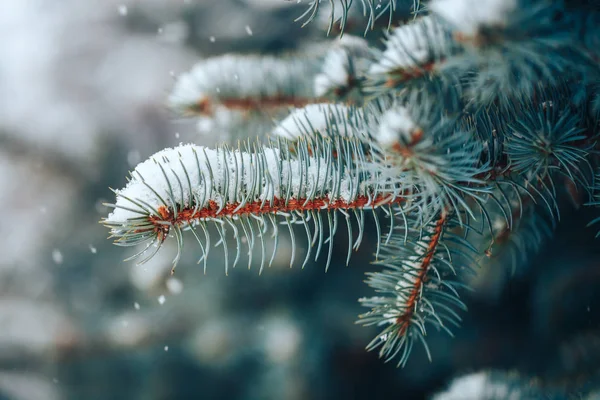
[102,0,600,384]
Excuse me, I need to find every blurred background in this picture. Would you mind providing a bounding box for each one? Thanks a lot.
[1,0,599,399]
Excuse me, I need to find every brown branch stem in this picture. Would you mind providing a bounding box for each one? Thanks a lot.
[396,211,448,335]
[147,194,404,240]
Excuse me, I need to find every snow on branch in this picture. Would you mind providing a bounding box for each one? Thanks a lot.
[368,15,452,85]
[358,211,475,366]
[432,371,528,400]
[103,137,404,275]
[374,104,421,149]
[364,15,462,108]
[314,35,374,102]
[429,0,517,41]
[168,54,320,116]
[373,104,490,218]
[432,1,597,108]
[271,103,370,141]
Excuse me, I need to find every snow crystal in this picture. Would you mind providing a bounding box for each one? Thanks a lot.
[89,244,97,254]
[134,302,140,310]
[158,295,166,305]
[117,5,128,16]
[245,25,253,36]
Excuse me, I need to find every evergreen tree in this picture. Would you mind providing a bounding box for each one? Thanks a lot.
[102,0,600,395]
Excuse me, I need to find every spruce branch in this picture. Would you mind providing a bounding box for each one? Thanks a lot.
[295,0,419,35]
[505,101,593,185]
[358,210,476,366]
[271,103,370,141]
[313,35,374,103]
[372,104,491,219]
[368,15,451,79]
[101,0,600,372]
[366,15,461,108]
[477,193,553,275]
[168,54,321,117]
[103,135,405,275]
[431,0,599,108]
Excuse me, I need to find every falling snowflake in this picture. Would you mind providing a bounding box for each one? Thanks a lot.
[52,249,63,265]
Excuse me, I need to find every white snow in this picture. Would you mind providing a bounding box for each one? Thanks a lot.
[168,55,315,114]
[314,35,372,97]
[314,49,351,97]
[433,372,489,400]
[105,136,387,236]
[272,103,365,140]
[158,295,166,305]
[376,106,419,148]
[380,268,419,324]
[433,371,519,400]
[369,16,449,75]
[105,143,351,227]
[429,0,517,37]
[381,237,430,324]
